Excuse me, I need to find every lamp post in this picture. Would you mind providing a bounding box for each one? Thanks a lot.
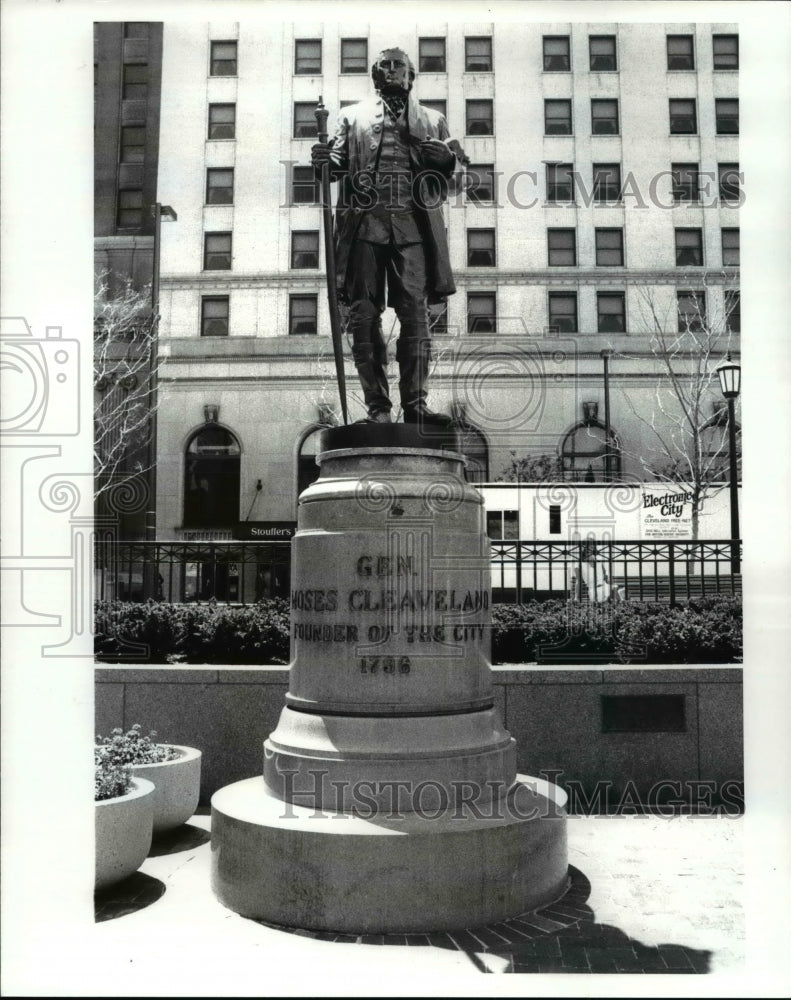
[600,349,613,481]
[716,353,741,575]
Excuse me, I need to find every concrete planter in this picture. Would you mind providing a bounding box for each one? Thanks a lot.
[95,777,155,891]
[129,745,202,834]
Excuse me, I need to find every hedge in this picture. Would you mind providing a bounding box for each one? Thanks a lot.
[94,595,741,665]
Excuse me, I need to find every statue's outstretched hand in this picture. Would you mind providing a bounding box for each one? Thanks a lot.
[311,142,332,168]
[419,138,454,170]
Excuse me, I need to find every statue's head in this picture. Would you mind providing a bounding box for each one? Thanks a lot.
[371,48,415,93]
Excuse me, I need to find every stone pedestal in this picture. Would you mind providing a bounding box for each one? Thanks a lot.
[211,425,568,932]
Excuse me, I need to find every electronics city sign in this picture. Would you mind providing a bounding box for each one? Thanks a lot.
[640,487,694,538]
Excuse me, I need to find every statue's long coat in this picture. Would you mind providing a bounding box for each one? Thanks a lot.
[327,95,463,305]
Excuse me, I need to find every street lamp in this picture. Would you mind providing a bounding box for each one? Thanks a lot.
[600,349,613,481]
[716,353,741,575]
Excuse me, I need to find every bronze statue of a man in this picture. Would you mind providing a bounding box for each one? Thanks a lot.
[312,48,463,426]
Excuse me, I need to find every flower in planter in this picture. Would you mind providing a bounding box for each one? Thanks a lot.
[94,749,132,801]
[96,724,180,767]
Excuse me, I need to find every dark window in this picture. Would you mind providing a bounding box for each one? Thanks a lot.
[671,162,699,201]
[116,189,143,228]
[210,41,237,76]
[201,296,230,337]
[204,232,232,270]
[716,98,739,135]
[465,36,492,71]
[591,99,619,135]
[669,98,697,134]
[722,228,740,266]
[291,230,319,269]
[677,291,706,332]
[544,99,572,135]
[562,419,620,481]
[290,295,318,335]
[466,99,493,135]
[467,229,496,267]
[592,163,621,202]
[421,99,447,117]
[602,694,686,733]
[208,103,236,139]
[595,228,624,266]
[206,168,234,205]
[589,35,617,71]
[419,37,446,72]
[597,293,626,333]
[122,63,147,100]
[543,35,570,71]
[719,163,741,203]
[549,505,562,534]
[466,164,496,203]
[341,38,367,73]
[675,228,703,266]
[291,165,319,205]
[124,23,150,39]
[487,510,519,540]
[295,39,321,75]
[468,293,496,333]
[549,293,578,333]
[294,102,317,138]
[547,228,576,266]
[713,34,739,70]
[429,300,448,335]
[120,125,145,163]
[667,34,694,70]
[183,426,240,530]
[547,163,574,202]
[726,291,741,333]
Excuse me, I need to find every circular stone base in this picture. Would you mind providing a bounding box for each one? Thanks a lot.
[211,775,568,934]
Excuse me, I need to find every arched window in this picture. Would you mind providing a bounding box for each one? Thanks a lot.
[297,424,324,497]
[560,404,621,482]
[183,425,241,527]
[452,403,490,483]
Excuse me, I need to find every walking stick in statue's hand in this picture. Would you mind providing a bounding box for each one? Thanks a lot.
[315,96,349,425]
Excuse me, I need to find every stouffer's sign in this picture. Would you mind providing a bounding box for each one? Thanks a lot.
[234,521,297,541]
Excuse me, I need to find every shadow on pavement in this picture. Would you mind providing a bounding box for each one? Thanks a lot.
[148,822,211,857]
[94,872,166,923]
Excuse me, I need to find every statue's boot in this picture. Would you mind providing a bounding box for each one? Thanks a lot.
[397,337,452,428]
[352,342,392,423]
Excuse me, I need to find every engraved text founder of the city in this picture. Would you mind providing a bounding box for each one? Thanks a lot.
[312,47,467,427]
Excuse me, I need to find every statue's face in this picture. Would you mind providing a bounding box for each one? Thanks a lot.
[372,48,414,92]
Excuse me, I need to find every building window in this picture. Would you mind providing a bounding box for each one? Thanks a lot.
[465,36,492,72]
[123,23,150,39]
[184,426,241,530]
[669,98,697,134]
[589,35,617,71]
[419,37,446,72]
[561,413,621,482]
[122,63,147,100]
[291,230,319,269]
[486,510,519,540]
[675,228,703,266]
[201,297,229,337]
[466,99,493,135]
[467,293,496,333]
[667,34,694,70]
[452,406,489,482]
[544,99,572,135]
[294,39,321,75]
[713,34,739,70]
[549,504,562,534]
[204,232,232,270]
[466,164,496,203]
[718,163,741,203]
[210,41,237,76]
[290,295,318,335]
[592,163,621,202]
[206,168,234,205]
[597,292,626,333]
[291,165,319,205]
[547,228,576,266]
[120,125,145,163]
[467,229,496,267]
[429,300,448,334]
[116,189,143,228]
[726,291,741,333]
[421,99,447,117]
[671,162,699,201]
[208,103,236,139]
[722,228,740,266]
[595,228,624,266]
[543,35,570,71]
[677,291,706,332]
[602,694,686,733]
[591,99,619,135]
[716,98,739,135]
[294,102,317,138]
[548,293,578,333]
[341,38,367,74]
[547,163,574,202]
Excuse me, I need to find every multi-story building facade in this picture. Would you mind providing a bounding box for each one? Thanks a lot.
[149,21,739,572]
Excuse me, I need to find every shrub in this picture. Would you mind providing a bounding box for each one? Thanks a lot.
[96,724,179,765]
[94,750,131,801]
